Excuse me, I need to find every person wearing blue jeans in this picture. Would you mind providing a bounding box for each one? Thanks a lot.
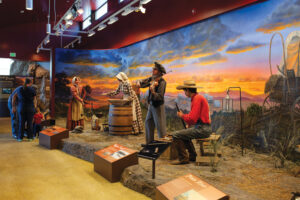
[8,86,22,139]
[12,78,37,142]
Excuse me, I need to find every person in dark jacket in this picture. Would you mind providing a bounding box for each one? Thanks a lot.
[12,78,37,141]
[137,62,167,144]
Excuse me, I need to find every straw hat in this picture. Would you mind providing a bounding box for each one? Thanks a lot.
[176,80,202,90]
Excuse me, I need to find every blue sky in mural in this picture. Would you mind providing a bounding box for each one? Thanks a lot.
[56,0,300,98]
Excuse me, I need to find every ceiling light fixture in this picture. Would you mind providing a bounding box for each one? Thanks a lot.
[88,30,95,37]
[97,24,107,31]
[46,23,51,34]
[55,29,61,36]
[44,35,50,45]
[77,8,84,15]
[66,20,73,26]
[138,5,146,14]
[140,0,151,4]
[26,0,33,10]
[121,7,134,16]
[65,12,73,20]
[108,17,118,25]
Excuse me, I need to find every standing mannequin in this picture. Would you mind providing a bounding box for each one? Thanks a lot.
[108,72,144,134]
[138,62,167,144]
[67,76,84,130]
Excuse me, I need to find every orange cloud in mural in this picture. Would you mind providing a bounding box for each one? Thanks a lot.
[129,63,153,69]
[100,62,120,68]
[226,44,265,54]
[257,21,300,34]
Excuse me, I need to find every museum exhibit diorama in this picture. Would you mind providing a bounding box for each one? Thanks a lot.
[1,0,300,199]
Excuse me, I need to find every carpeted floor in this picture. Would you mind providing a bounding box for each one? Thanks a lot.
[0,118,149,200]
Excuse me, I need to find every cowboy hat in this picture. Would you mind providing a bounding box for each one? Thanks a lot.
[153,62,166,74]
[176,80,202,90]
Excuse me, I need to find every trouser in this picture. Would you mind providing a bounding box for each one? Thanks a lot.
[18,106,35,140]
[172,124,212,161]
[33,123,42,138]
[145,104,166,144]
[8,106,18,138]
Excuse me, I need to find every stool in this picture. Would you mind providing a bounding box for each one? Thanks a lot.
[196,133,220,156]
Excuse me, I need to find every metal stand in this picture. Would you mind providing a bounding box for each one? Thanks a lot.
[137,141,170,179]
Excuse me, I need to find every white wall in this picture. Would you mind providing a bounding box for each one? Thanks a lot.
[0,58,13,75]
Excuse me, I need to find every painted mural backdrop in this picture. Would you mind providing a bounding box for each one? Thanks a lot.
[55,0,300,137]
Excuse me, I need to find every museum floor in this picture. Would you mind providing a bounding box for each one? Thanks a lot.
[0,118,149,200]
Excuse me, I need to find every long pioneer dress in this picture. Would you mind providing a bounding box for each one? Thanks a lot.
[67,78,84,130]
[108,72,144,134]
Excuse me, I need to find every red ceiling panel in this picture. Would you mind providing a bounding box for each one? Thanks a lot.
[0,0,263,61]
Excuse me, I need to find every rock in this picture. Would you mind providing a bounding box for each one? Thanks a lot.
[121,165,168,199]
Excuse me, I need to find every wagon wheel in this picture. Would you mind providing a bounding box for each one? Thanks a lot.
[292,96,300,117]
[263,94,280,113]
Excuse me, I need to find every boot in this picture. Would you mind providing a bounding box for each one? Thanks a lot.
[171,139,189,165]
[183,140,197,162]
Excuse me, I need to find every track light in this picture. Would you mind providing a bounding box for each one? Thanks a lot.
[140,0,151,4]
[44,35,50,45]
[88,30,95,37]
[66,20,73,26]
[77,8,84,15]
[46,23,51,34]
[78,38,81,44]
[139,5,146,14]
[97,24,107,31]
[108,17,118,25]
[121,7,134,16]
[26,0,33,10]
[36,48,40,54]
[65,12,73,20]
[55,29,61,36]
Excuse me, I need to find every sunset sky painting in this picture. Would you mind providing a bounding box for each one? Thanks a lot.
[55,0,300,110]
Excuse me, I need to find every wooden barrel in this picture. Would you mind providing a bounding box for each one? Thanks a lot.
[108,104,133,135]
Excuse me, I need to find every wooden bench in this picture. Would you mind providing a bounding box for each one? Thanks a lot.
[195,133,221,156]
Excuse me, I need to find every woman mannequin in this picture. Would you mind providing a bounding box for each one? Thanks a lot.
[108,72,143,134]
[67,76,84,130]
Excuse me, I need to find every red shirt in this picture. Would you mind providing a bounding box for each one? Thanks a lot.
[181,93,210,125]
[34,113,44,124]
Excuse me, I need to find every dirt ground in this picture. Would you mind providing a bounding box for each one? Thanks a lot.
[55,118,300,200]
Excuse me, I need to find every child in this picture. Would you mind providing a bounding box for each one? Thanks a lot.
[33,107,44,138]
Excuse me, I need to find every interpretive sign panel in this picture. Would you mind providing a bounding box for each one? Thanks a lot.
[156,173,229,200]
[94,144,138,182]
[39,126,69,149]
